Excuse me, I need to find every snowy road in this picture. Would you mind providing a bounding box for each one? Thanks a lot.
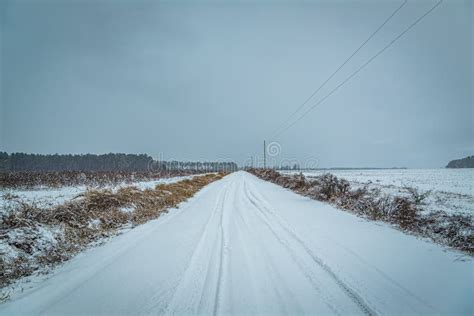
[1,171,472,315]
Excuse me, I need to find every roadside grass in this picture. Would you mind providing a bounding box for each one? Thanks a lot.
[0,173,226,293]
[248,168,473,255]
[0,170,208,189]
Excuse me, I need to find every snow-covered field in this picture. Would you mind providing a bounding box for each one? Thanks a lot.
[0,174,200,212]
[1,171,472,315]
[283,169,474,216]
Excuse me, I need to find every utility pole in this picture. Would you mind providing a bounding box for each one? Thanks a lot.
[263,140,266,169]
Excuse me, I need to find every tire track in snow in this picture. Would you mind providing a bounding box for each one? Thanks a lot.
[224,193,260,313]
[35,183,221,316]
[164,181,230,315]
[243,179,377,316]
[247,175,434,313]
[232,175,303,314]
[213,179,230,316]
[312,231,435,312]
[241,181,342,315]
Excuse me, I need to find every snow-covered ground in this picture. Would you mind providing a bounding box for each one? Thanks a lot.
[1,171,472,315]
[0,174,200,212]
[283,169,474,216]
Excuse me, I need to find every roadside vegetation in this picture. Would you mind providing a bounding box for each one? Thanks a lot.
[1,170,207,189]
[0,172,226,295]
[248,168,473,255]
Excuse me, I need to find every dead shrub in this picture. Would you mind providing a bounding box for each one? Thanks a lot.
[404,186,431,205]
[391,197,418,229]
[0,255,35,288]
[307,173,350,201]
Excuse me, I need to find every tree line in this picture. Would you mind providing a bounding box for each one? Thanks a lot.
[0,152,238,172]
[446,156,474,168]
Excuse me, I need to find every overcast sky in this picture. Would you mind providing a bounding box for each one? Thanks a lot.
[1,0,472,168]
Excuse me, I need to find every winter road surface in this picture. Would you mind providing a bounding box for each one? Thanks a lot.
[1,171,472,315]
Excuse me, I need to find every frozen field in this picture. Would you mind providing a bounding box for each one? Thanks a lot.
[0,174,201,213]
[283,169,474,216]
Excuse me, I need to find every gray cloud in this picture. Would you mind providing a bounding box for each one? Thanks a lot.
[1,0,472,168]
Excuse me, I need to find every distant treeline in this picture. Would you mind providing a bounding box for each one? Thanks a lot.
[154,160,238,172]
[446,156,474,168]
[0,152,238,172]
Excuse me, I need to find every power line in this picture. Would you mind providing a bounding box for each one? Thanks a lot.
[271,0,443,140]
[269,0,408,140]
